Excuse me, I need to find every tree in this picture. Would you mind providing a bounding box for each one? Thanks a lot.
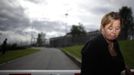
[119,6,134,40]
[37,33,45,46]
[69,23,87,37]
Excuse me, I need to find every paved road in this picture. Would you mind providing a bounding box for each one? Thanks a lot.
[0,47,80,70]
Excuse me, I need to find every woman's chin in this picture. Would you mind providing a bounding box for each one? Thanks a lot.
[109,38,116,41]
[107,37,117,41]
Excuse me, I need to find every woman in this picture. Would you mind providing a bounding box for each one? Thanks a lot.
[81,12,132,75]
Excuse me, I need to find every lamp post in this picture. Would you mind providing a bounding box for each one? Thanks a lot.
[63,13,69,47]
[65,13,68,35]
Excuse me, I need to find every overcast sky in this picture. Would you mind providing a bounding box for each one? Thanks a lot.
[0,0,134,44]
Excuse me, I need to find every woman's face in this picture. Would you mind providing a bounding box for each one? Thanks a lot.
[102,20,121,41]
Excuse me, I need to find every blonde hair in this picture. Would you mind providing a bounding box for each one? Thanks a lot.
[100,12,121,31]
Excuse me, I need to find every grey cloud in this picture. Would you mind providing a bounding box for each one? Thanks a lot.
[1,0,134,43]
[85,24,99,32]
[0,0,32,43]
[81,0,134,15]
[0,0,67,42]
[26,0,47,5]
[0,31,31,44]
[113,0,134,16]
[27,0,45,4]
[31,20,68,33]
[90,7,112,15]
[0,0,30,31]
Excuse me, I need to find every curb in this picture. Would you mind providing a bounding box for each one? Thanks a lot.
[61,49,81,68]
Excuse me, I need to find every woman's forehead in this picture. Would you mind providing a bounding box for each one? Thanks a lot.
[106,20,121,27]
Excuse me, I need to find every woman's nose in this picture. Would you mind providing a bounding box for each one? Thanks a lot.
[112,29,116,34]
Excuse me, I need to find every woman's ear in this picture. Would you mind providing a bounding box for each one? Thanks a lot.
[100,26,104,33]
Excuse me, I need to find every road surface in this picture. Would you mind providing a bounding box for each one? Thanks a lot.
[0,47,80,70]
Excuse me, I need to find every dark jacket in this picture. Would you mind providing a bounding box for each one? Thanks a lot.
[81,33,125,75]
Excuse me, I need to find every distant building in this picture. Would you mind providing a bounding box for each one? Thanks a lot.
[49,30,100,47]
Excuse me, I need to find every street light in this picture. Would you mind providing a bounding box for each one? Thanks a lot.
[63,13,69,47]
[65,13,69,35]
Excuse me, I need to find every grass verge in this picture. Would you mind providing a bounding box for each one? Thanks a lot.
[62,40,134,69]
[119,40,134,69]
[0,48,40,64]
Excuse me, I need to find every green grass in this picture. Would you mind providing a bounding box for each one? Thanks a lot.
[62,45,83,60]
[119,40,134,69]
[0,48,40,64]
[62,40,134,69]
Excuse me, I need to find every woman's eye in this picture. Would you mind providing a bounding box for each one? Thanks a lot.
[116,28,120,30]
[108,27,113,30]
